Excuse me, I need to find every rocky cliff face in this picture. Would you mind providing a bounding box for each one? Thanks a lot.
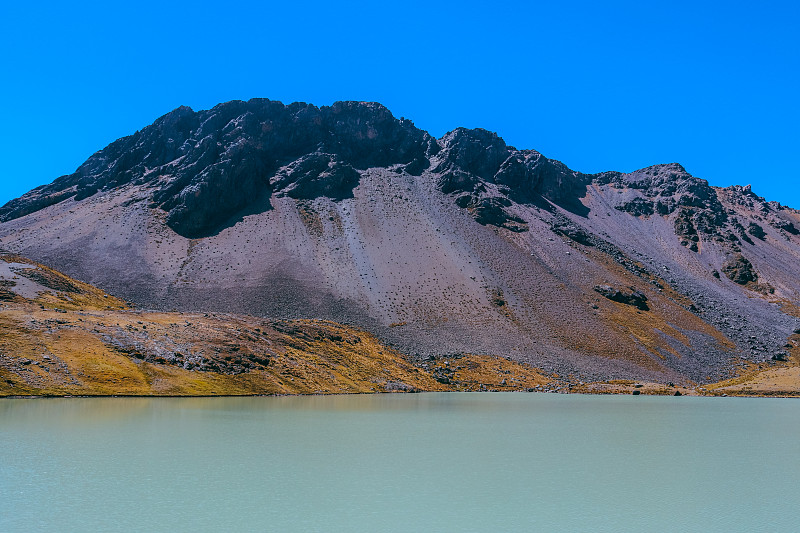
[2,98,799,384]
[1,100,435,238]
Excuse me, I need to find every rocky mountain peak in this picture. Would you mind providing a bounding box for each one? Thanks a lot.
[0,99,435,238]
[321,100,436,170]
[596,162,692,189]
[720,183,793,213]
[1,98,790,249]
[596,160,719,216]
[428,127,591,231]
[435,127,511,179]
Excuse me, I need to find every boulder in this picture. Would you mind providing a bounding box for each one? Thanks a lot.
[615,197,655,217]
[593,285,649,311]
[748,222,766,240]
[721,254,758,285]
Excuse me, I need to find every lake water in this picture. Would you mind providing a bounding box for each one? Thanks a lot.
[2,393,798,532]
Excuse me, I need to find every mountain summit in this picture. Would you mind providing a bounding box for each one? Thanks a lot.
[2,98,799,384]
[1,100,435,237]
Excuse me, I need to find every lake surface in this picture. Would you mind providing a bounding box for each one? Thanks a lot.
[2,393,799,532]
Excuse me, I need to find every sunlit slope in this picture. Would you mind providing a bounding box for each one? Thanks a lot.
[0,254,549,396]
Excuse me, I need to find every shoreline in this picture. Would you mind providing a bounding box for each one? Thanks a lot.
[4,385,800,400]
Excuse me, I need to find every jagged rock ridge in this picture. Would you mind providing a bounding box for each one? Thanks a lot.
[1,100,436,237]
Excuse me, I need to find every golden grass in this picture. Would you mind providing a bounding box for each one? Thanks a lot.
[702,335,800,397]
[0,292,559,397]
[424,354,551,391]
[584,245,735,371]
[0,301,501,396]
[773,298,800,319]
[1,252,795,398]
[571,381,695,396]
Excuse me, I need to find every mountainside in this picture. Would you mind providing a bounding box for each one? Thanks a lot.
[2,98,800,385]
[0,253,550,396]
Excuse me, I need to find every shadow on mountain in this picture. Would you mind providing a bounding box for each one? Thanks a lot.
[551,186,591,218]
[168,193,274,239]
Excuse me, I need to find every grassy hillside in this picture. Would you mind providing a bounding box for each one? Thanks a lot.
[0,254,550,396]
[1,253,796,397]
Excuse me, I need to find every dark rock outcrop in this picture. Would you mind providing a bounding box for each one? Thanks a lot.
[616,197,655,217]
[594,285,650,311]
[432,128,510,181]
[774,219,799,235]
[0,99,434,238]
[432,128,588,225]
[500,151,586,205]
[595,164,759,251]
[722,254,758,285]
[747,222,766,240]
[595,164,718,213]
[552,220,595,246]
[456,195,527,232]
[271,153,360,200]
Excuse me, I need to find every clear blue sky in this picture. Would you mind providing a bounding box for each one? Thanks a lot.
[2,0,798,207]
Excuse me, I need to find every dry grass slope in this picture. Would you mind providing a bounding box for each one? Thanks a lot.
[0,254,553,396]
[1,253,796,398]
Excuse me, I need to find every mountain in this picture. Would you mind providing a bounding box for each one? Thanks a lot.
[2,98,799,386]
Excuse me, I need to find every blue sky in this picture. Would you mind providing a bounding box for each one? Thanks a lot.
[1,0,798,207]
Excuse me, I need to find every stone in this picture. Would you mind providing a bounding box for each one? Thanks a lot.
[721,254,758,285]
[271,153,360,200]
[552,221,595,246]
[384,381,417,393]
[615,197,655,217]
[773,220,799,235]
[747,222,766,240]
[470,197,526,232]
[432,128,509,181]
[593,285,649,311]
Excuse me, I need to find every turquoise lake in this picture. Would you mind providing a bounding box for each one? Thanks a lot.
[2,393,799,532]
